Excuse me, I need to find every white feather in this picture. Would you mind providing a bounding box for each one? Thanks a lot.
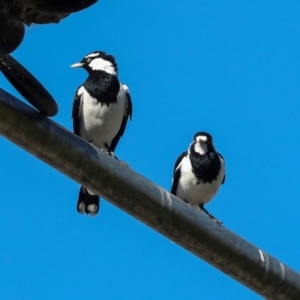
[88,58,117,75]
[176,155,225,206]
[78,85,127,149]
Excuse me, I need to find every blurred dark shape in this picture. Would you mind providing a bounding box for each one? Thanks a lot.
[0,0,97,115]
[0,55,59,116]
[0,15,25,55]
[0,0,98,55]
[1,0,98,25]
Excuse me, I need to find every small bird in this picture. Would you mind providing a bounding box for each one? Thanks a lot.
[71,51,133,216]
[171,132,225,225]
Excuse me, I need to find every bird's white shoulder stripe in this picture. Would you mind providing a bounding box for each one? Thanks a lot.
[175,154,188,172]
[122,84,129,93]
[77,85,85,96]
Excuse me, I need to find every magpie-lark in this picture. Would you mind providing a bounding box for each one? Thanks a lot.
[171,132,225,225]
[71,51,133,216]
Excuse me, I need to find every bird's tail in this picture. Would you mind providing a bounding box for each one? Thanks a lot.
[76,186,99,216]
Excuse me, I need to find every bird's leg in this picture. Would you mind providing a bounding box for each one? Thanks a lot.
[104,143,116,157]
[198,204,223,226]
[104,143,129,167]
[91,142,122,162]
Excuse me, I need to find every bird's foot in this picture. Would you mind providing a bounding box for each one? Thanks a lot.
[101,145,130,167]
[119,160,130,168]
[101,148,111,155]
[198,206,223,226]
[103,143,116,157]
[209,214,223,226]
[102,146,114,157]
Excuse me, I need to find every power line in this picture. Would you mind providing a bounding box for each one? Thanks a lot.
[0,88,299,300]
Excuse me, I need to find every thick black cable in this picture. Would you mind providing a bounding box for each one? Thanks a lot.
[0,54,58,116]
[0,88,300,300]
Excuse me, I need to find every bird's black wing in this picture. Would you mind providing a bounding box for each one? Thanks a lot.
[72,86,83,135]
[126,87,133,120]
[110,85,133,151]
[170,151,187,195]
[218,152,226,184]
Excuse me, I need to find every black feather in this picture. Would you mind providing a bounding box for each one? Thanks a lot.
[171,151,187,195]
[110,87,133,151]
[190,145,223,184]
[84,71,120,106]
[77,186,100,215]
[72,87,82,135]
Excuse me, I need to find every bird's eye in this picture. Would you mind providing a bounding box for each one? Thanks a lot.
[86,58,91,63]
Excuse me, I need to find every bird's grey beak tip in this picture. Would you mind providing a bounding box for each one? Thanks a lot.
[71,63,83,68]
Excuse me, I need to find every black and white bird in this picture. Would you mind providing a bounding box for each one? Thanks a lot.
[71,51,133,216]
[171,132,225,225]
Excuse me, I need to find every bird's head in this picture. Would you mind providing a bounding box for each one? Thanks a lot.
[192,132,215,154]
[71,51,118,75]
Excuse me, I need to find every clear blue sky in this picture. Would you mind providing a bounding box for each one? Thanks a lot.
[1,1,300,299]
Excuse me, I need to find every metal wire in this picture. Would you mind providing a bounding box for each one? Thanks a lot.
[0,88,299,300]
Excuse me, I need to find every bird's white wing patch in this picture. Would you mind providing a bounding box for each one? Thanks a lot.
[120,84,132,118]
[175,158,184,173]
[122,84,129,93]
[77,85,85,96]
[194,142,208,155]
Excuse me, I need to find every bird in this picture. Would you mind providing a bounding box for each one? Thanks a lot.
[171,132,225,225]
[71,51,133,216]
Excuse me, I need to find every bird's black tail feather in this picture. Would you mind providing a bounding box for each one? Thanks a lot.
[76,186,99,216]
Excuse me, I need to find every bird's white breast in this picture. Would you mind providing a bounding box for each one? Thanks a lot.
[176,155,225,207]
[79,86,127,149]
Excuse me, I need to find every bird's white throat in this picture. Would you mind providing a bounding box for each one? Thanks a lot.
[194,142,208,155]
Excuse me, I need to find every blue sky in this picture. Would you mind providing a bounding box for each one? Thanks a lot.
[1,1,300,299]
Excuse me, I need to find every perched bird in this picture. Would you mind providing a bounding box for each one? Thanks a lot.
[171,132,225,225]
[71,51,133,216]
